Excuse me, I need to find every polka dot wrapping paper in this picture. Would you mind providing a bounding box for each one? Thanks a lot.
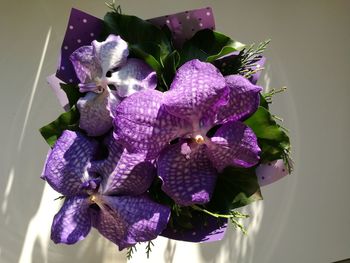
[56,7,215,84]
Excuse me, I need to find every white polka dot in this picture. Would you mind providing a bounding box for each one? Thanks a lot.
[186,15,190,20]
[61,66,65,70]
[83,18,87,23]
[90,33,94,37]
[206,12,211,16]
[69,79,73,83]
[77,39,81,43]
[199,23,203,27]
[64,46,68,50]
[166,19,170,24]
[69,25,74,30]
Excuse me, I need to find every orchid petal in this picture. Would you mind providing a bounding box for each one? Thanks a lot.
[77,89,120,137]
[158,142,217,206]
[108,58,157,98]
[207,122,260,171]
[95,195,170,250]
[90,137,156,195]
[164,59,227,121]
[216,75,261,124]
[70,46,102,84]
[113,89,191,159]
[51,196,92,244]
[92,34,128,76]
[43,130,98,196]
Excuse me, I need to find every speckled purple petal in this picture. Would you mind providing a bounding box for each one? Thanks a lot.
[113,89,191,159]
[216,75,261,124]
[161,214,227,243]
[92,34,128,76]
[109,58,157,98]
[164,59,227,121]
[95,195,170,250]
[90,137,156,195]
[43,130,98,196]
[51,196,92,244]
[77,89,120,137]
[208,122,260,171]
[158,142,217,206]
[69,45,102,84]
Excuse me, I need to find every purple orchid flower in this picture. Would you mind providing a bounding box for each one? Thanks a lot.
[70,34,157,137]
[114,59,262,206]
[42,130,170,250]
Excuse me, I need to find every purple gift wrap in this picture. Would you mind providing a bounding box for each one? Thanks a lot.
[56,8,104,84]
[148,7,215,48]
[161,215,228,243]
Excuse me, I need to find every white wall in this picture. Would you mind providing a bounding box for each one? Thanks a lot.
[0,1,349,262]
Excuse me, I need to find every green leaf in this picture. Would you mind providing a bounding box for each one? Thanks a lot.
[39,106,80,147]
[259,94,269,109]
[245,106,288,141]
[148,176,174,207]
[161,50,180,88]
[245,106,291,162]
[103,11,172,61]
[179,29,245,65]
[128,43,162,72]
[206,167,262,213]
[60,83,84,108]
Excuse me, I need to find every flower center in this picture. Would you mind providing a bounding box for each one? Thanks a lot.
[90,195,97,203]
[194,135,205,144]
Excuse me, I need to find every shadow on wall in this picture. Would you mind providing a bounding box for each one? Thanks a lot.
[198,202,264,263]
[0,26,126,263]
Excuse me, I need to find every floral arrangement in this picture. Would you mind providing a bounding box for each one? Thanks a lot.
[40,3,292,258]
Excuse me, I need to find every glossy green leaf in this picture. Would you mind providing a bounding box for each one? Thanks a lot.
[161,50,180,88]
[245,106,288,141]
[39,106,80,147]
[128,43,162,72]
[103,11,172,61]
[206,166,262,213]
[245,106,291,163]
[179,29,245,65]
[60,83,83,108]
[259,94,269,109]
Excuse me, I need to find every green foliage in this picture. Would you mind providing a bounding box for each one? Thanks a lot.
[148,177,175,207]
[39,83,83,147]
[128,43,162,72]
[214,40,270,78]
[60,83,84,108]
[126,245,137,260]
[39,106,80,148]
[205,167,262,214]
[103,11,172,62]
[145,241,154,259]
[245,106,291,167]
[179,29,245,65]
[161,50,180,89]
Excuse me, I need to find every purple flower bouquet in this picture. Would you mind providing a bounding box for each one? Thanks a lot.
[40,3,292,258]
